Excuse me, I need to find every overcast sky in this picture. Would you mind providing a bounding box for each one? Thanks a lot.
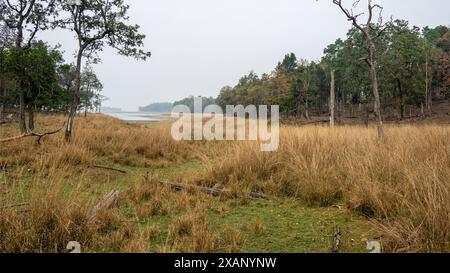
[38,0,450,111]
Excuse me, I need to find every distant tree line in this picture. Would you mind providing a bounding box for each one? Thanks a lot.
[216,22,449,122]
[173,96,216,113]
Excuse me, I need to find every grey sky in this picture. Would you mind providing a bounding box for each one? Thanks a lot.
[38,0,450,111]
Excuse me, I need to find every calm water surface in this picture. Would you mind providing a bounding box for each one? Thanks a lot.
[104,112,167,122]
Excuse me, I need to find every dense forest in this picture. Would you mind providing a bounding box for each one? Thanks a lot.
[216,22,449,122]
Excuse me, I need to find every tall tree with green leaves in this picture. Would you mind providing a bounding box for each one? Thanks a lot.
[22,41,64,129]
[0,0,56,133]
[80,66,103,116]
[57,0,151,142]
[381,20,426,119]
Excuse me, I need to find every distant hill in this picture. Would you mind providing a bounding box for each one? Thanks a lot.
[101,107,123,113]
[139,102,173,113]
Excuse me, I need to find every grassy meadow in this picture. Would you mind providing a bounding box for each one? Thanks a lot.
[0,115,449,253]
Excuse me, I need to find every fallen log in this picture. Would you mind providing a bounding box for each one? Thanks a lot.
[298,119,329,126]
[157,180,270,200]
[90,165,127,174]
[0,124,65,144]
[88,190,119,225]
[332,225,341,253]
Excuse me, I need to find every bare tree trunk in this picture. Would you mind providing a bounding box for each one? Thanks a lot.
[65,49,83,142]
[364,102,369,128]
[397,79,405,120]
[305,97,309,120]
[304,69,310,120]
[0,80,4,121]
[368,42,384,137]
[425,55,429,114]
[329,70,335,127]
[428,76,433,114]
[28,106,34,131]
[16,25,27,134]
[18,91,27,133]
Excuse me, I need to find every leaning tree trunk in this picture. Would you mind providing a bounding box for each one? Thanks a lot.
[65,50,83,142]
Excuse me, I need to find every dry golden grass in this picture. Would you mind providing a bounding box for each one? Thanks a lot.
[0,114,189,169]
[0,115,191,253]
[1,114,449,252]
[199,125,450,252]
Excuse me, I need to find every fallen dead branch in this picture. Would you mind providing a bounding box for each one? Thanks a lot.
[88,190,119,226]
[90,165,127,174]
[332,225,341,253]
[298,119,329,126]
[0,124,65,144]
[156,180,270,200]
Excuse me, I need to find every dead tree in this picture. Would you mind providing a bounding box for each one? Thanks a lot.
[329,70,336,127]
[332,0,391,137]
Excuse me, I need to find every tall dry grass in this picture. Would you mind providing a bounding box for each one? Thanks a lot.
[199,125,450,252]
[0,115,190,169]
[1,115,449,252]
[0,115,191,253]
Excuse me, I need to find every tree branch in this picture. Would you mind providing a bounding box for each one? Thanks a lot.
[0,124,65,144]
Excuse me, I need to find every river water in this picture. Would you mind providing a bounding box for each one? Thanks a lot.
[104,112,167,122]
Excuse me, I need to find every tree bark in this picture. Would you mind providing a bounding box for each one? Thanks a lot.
[329,70,335,127]
[18,91,27,133]
[88,190,119,226]
[364,102,369,128]
[28,106,34,131]
[425,56,429,113]
[65,49,83,142]
[0,80,4,121]
[368,41,384,137]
